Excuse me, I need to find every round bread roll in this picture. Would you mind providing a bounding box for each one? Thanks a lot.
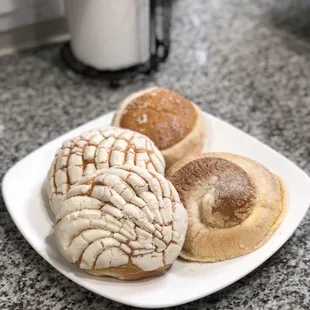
[167,152,286,262]
[47,127,165,215]
[112,87,206,168]
[55,165,188,280]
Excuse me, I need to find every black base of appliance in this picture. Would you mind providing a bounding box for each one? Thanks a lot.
[61,43,160,88]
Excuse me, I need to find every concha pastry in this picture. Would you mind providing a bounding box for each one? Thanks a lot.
[55,165,188,280]
[112,87,206,168]
[167,152,286,262]
[47,127,165,214]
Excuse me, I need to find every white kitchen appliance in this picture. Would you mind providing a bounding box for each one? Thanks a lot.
[62,0,171,82]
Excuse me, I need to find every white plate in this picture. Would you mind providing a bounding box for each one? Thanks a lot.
[3,111,310,309]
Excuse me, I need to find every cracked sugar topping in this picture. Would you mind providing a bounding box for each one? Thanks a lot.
[119,88,197,150]
[55,165,188,273]
[47,127,165,214]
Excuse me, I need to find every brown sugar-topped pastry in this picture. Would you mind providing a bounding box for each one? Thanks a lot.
[167,152,286,262]
[112,87,206,168]
[47,127,165,215]
[55,165,188,280]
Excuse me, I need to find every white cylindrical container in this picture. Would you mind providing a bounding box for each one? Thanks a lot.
[66,0,150,71]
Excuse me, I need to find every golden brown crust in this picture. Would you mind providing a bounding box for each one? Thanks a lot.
[167,152,286,262]
[166,153,207,179]
[112,87,207,168]
[170,157,256,229]
[161,104,206,168]
[118,88,197,150]
[86,263,170,281]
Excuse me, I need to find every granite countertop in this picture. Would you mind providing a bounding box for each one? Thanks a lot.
[1,0,310,309]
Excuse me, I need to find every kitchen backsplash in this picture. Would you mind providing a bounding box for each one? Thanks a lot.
[0,0,68,55]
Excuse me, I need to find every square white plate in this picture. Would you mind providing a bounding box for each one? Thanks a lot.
[3,111,310,309]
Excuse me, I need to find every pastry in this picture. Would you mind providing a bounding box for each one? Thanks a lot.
[55,165,188,280]
[112,87,206,168]
[47,127,165,215]
[167,152,286,262]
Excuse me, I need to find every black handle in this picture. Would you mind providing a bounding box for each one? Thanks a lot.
[156,0,171,61]
[149,0,172,69]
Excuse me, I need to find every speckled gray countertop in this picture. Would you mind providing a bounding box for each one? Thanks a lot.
[1,0,310,309]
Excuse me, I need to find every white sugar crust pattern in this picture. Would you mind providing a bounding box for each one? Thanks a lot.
[47,127,165,215]
[55,165,188,279]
